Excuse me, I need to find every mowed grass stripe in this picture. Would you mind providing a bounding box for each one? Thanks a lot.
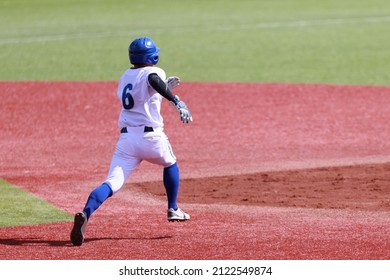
[0,179,72,227]
[1,0,390,83]
[1,15,390,45]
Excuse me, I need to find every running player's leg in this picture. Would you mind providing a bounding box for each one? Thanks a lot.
[163,161,190,221]
[82,138,141,219]
[163,162,179,210]
[83,183,113,220]
[71,135,142,245]
[142,130,189,220]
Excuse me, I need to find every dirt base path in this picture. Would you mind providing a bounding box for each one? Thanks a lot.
[0,81,389,259]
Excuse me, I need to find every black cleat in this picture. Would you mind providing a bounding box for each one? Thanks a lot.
[70,211,87,246]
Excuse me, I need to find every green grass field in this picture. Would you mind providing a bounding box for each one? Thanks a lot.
[1,0,390,227]
[0,179,72,227]
[1,0,390,84]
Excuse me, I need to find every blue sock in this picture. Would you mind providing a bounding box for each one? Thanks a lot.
[83,183,113,220]
[163,163,180,210]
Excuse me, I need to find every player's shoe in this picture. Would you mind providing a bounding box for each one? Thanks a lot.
[70,211,88,246]
[167,208,190,222]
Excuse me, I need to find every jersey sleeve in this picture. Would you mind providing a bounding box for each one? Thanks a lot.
[146,67,166,86]
[148,73,177,102]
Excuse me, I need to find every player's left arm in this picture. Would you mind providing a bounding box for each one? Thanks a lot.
[148,73,176,101]
[148,73,192,123]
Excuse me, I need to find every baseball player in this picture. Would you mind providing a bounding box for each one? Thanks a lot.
[70,37,192,246]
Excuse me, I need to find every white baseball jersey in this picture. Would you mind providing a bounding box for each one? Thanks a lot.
[117,66,166,129]
[104,66,176,194]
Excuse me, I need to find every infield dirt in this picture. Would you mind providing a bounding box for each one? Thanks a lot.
[1,81,389,259]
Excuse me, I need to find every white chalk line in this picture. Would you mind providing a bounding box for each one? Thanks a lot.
[1,15,390,45]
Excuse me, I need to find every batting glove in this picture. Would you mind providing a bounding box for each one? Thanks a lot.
[171,95,193,123]
[166,76,180,90]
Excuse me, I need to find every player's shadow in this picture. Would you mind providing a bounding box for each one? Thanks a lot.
[0,235,173,247]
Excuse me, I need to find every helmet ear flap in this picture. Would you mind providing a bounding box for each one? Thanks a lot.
[129,37,160,65]
[152,54,159,64]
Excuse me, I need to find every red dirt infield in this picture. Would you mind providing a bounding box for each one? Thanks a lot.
[0,81,389,260]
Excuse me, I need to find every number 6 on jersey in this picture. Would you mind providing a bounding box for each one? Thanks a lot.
[122,83,134,110]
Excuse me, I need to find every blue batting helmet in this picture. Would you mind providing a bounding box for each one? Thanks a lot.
[128,37,160,65]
